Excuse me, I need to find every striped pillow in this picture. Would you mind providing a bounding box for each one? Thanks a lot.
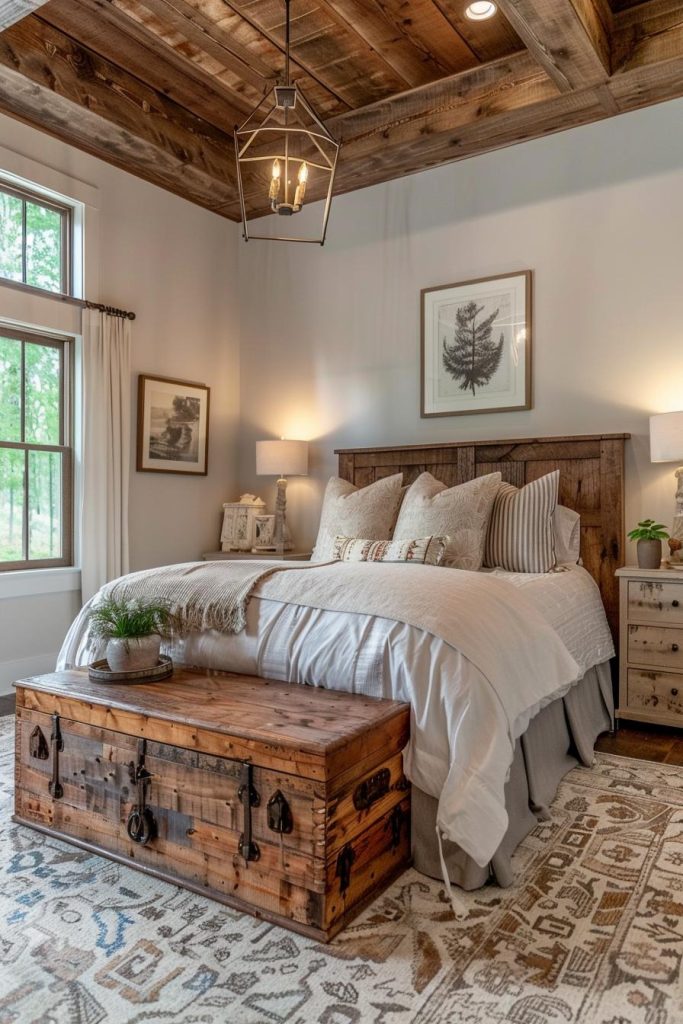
[484,471,560,573]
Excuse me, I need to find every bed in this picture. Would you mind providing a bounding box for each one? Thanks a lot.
[59,432,629,892]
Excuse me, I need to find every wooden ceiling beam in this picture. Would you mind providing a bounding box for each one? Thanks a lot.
[612,0,683,75]
[224,51,556,215]
[327,50,551,144]
[494,0,610,91]
[0,0,46,29]
[0,15,238,209]
[40,0,253,122]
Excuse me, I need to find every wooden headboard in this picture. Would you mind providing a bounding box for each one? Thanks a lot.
[336,433,629,644]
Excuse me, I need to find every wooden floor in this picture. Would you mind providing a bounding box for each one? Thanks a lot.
[0,690,679,763]
[596,722,683,766]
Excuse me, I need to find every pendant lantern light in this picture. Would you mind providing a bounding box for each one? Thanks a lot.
[234,0,340,244]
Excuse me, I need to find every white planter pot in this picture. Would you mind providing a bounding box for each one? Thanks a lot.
[106,634,161,673]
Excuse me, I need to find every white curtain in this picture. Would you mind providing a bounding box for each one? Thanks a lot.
[80,309,131,602]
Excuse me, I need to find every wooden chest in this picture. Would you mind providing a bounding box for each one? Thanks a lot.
[13,669,411,942]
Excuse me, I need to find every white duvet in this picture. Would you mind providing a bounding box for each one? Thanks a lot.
[58,562,613,868]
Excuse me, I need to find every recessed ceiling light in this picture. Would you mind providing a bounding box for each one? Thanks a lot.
[465,1,497,19]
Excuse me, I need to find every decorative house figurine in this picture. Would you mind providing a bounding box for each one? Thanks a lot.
[221,494,266,551]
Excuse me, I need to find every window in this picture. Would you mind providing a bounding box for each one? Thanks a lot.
[0,182,71,295]
[0,326,72,570]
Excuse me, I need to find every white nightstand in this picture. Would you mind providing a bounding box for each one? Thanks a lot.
[202,551,311,561]
[617,566,683,728]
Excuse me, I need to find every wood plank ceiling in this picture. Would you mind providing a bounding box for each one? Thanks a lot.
[0,0,681,221]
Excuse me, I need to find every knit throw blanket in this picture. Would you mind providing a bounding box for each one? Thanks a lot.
[97,560,302,635]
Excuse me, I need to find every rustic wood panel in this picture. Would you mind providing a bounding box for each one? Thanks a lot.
[17,670,410,783]
[3,0,683,218]
[336,433,628,643]
[495,0,610,91]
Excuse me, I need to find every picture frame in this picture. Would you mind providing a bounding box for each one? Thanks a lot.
[136,374,210,475]
[421,270,532,418]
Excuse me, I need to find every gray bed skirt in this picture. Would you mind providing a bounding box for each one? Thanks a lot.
[412,661,614,890]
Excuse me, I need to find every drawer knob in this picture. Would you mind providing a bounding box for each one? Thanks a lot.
[673,644,680,652]
[672,688,679,697]
[673,600,680,608]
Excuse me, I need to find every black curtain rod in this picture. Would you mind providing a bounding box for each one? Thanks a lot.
[0,277,136,320]
[84,300,136,321]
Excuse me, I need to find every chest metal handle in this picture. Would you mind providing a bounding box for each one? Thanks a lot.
[238,762,260,863]
[48,714,64,800]
[126,739,157,846]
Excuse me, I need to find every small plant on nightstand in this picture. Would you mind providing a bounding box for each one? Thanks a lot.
[628,519,670,570]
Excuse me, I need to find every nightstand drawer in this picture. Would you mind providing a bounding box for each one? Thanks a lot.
[627,580,683,624]
[627,669,683,717]
[627,624,683,669]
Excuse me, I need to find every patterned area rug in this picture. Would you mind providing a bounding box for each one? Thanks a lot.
[1,715,683,1024]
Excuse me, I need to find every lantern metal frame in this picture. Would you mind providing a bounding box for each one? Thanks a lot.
[233,0,340,245]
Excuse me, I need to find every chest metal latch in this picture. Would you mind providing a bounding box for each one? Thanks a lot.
[48,714,64,800]
[238,762,261,863]
[126,739,157,846]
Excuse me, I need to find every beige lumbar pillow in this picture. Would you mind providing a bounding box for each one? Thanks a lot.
[393,471,502,571]
[311,473,404,562]
[331,534,448,566]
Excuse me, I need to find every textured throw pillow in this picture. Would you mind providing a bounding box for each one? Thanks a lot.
[311,474,404,562]
[484,470,560,573]
[331,534,448,566]
[554,505,581,564]
[393,472,502,571]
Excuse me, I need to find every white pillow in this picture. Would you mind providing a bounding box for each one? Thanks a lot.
[311,474,404,562]
[484,471,560,573]
[331,534,448,565]
[393,472,502,571]
[554,505,581,564]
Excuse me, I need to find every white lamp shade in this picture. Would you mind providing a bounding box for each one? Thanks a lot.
[650,412,683,463]
[256,439,308,477]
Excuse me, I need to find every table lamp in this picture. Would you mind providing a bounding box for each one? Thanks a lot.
[256,439,308,552]
[650,411,683,564]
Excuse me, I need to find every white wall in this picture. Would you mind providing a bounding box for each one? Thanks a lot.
[237,98,683,554]
[3,95,683,696]
[0,113,241,694]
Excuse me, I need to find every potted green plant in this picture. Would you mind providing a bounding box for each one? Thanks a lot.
[628,519,670,570]
[88,598,171,673]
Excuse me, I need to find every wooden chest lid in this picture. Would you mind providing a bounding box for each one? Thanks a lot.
[15,668,410,782]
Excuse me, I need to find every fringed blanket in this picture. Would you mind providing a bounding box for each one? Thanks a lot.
[96,560,296,635]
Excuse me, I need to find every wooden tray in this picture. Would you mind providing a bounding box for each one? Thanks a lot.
[88,655,173,683]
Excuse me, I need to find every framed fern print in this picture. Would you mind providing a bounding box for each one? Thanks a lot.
[421,271,532,418]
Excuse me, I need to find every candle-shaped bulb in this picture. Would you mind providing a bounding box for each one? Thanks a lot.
[269,158,281,201]
[294,161,308,208]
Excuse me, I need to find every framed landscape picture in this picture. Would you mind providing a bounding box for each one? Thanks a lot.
[421,270,532,418]
[137,374,209,475]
